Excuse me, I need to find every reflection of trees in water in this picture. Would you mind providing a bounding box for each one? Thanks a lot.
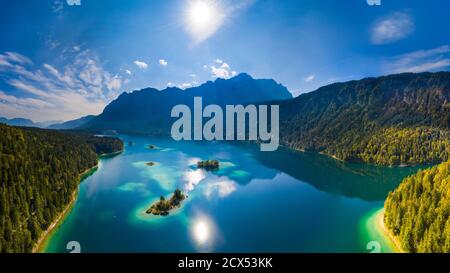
[249,146,422,201]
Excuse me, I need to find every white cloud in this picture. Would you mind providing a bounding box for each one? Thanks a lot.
[304,74,315,82]
[125,69,132,75]
[159,59,168,66]
[210,61,237,79]
[203,65,208,69]
[0,50,124,122]
[384,45,450,73]
[371,12,414,45]
[190,74,197,78]
[134,60,148,69]
[215,59,223,64]
[167,82,174,87]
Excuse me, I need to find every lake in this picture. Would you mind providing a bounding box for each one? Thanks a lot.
[43,136,420,253]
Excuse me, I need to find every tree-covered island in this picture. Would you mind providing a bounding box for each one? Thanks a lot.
[197,160,219,170]
[146,189,186,216]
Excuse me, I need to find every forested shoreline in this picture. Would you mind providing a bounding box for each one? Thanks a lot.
[279,72,450,166]
[384,160,450,253]
[0,124,123,252]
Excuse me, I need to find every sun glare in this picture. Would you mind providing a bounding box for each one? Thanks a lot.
[189,1,215,27]
[185,0,224,43]
[191,214,216,249]
[194,220,210,244]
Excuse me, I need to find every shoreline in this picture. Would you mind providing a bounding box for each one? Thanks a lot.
[32,150,123,253]
[32,189,79,253]
[99,150,123,158]
[366,207,407,253]
[32,165,99,253]
[291,145,431,168]
[377,209,406,253]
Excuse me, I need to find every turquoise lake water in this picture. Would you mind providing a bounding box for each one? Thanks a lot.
[44,136,420,253]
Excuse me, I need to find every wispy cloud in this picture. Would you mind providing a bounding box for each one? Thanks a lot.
[0,50,124,121]
[371,12,414,45]
[384,45,450,73]
[0,52,33,67]
[304,74,315,82]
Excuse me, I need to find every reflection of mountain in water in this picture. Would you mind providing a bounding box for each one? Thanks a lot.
[247,146,421,201]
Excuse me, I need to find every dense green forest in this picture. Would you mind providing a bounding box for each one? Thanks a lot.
[279,72,450,166]
[384,160,450,253]
[0,124,123,252]
[340,127,450,165]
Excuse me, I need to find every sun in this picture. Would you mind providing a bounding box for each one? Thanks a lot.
[185,0,224,43]
[188,1,215,28]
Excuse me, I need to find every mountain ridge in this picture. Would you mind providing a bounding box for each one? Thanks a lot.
[279,71,450,165]
[0,117,63,128]
[48,115,95,130]
[79,70,450,165]
[81,73,292,134]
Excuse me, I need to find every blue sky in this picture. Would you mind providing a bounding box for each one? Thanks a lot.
[0,0,449,121]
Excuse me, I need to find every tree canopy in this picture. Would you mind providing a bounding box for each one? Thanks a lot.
[0,124,123,252]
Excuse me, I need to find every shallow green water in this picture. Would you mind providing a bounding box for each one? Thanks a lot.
[44,136,419,253]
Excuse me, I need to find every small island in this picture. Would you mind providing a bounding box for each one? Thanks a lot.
[197,160,219,171]
[146,189,186,216]
[147,144,157,149]
[146,161,156,166]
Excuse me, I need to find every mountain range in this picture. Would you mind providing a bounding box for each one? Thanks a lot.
[48,115,95,130]
[0,117,63,128]
[3,71,450,166]
[81,73,292,134]
[78,71,450,165]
